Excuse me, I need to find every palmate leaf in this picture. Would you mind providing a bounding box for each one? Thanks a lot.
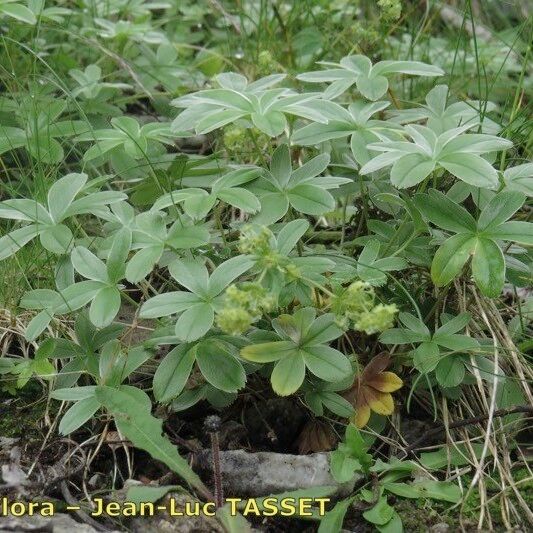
[171,72,326,137]
[140,256,252,341]
[242,309,352,396]
[252,144,348,223]
[298,54,443,100]
[362,124,511,189]
[0,172,126,261]
[415,189,530,296]
[391,85,501,135]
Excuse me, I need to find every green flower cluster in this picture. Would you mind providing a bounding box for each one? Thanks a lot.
[257,51,283,75]
[216,282,276,335]
[331,281,397,334]
[238,225,283,270]
[238,225,273,255]
[223,125,269,156]
[378,0,402,21]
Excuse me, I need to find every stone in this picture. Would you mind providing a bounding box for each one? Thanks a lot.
[196,449,356,497]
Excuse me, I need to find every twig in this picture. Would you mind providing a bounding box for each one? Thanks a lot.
[204,415,223,508]
[402,405,533,456]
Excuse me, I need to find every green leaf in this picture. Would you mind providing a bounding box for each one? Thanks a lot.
[254,192,289,224]
[71,246,108,282]
[194,339,246,393]
[435,312,471,335]
[383,482,422,499]
[166,223,210,248]
[106,227,132,283]
[0,224,43,261]
[175,302,214,341]
[486,221,533,245]
[20,289,58,310]
[435,356,465,388]
[168,258,209,295]
[241,341,297,363]
[59,397,100,435]
[216,505,252,533]
[431,234,476,287]
[373,60,444,77]
[140,291,202,318]
[53,280,104,314]
[318,498,354,533]
[320,391,355,417]
[251,111,286,136]
[271,353,306,396]
[471,238,505,297]
[439,153,498,188]
[95,386,206,492]
[125,486,178,507]
[47,173,87,222]
[25,310,53,341]
[377,510,403,533]
[277,219,309,255]
[207,255,254,297]
[0,199,51,223]
[27,135,63,164]
[363,496,394,526]
[126,245,164,283]
[290,153,330,186]
[270,144,292,187]
[51,386,97,401]
[432,333,479,351]
[398,313,430,335]
[414,190,476,233]
[412,480,461,503]
[153,345,196,402]
[302,313,344,345]
[330,450,361,482]
[503,163,533,196]
[413,341,440,373]
[356,74,388,101]
[302,346,352,382]
[477,191,525,231]
[420,443,485,469]
[217,188,260,213]
[39,224,73,254]
[288,184,335,215]
[390,154,435,189]
[1,3,37,24]
[89,287,121,327]
[379,328,428,344]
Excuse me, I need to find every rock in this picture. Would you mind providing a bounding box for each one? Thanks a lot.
[196,449,356,497]
[0,514,114,533]
[429,524,450,533]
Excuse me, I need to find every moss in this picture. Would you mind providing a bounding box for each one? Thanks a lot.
[393,499,456,532]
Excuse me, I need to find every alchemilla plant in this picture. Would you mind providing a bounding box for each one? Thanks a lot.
[0,2,532,532]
